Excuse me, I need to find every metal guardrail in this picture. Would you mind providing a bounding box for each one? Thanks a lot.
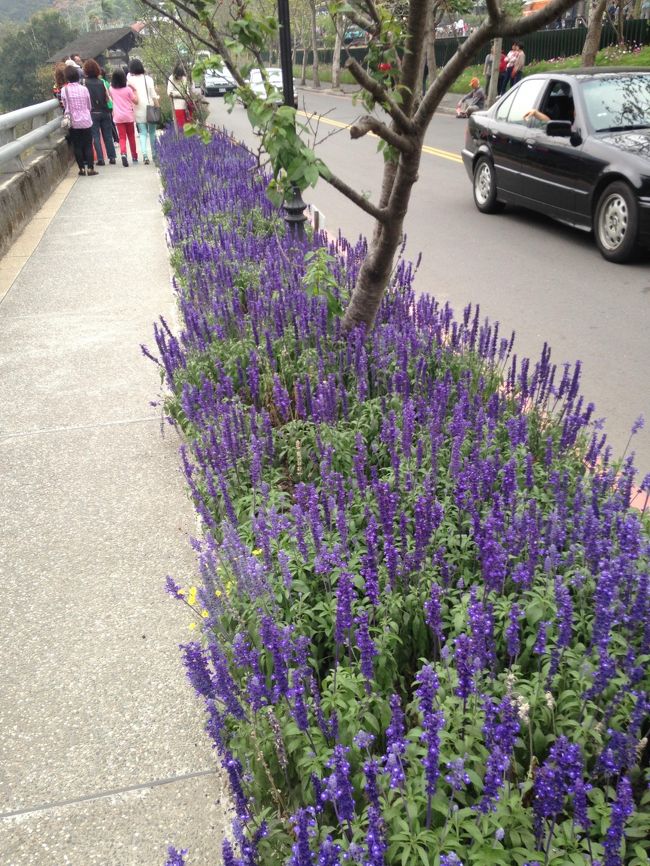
[0,99,63,173]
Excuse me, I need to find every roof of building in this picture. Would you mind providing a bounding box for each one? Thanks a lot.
[47,26,139,64]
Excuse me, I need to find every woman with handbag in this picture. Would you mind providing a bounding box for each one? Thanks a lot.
[126,59,160,165]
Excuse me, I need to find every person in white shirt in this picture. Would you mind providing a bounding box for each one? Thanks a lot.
[126,58,160,165]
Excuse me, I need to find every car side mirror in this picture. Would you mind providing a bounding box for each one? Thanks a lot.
[546,120,572,138]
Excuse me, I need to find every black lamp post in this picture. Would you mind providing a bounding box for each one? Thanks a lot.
[277,0,307,236]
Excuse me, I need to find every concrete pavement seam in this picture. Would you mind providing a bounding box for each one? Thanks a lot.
[0,415,163,443]
[0,769,217,821]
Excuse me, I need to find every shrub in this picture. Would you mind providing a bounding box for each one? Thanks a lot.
[151,129,650,866]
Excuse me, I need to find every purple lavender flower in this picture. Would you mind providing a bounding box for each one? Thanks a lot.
[532,736,585,844]
[335,571,356,644]
[445,757,471,793]
[165,847,188,866]
[384,694,407,789]
[505,603,522,660]
[603,775,633,866]
[424,582,443,641]
[324,745,355,823]
[478,695,520,813]
[316,837,341,866]
[533,621,550,655]
[440,855,463,866]
[454,634,476,700]
[355,611,378,690]
[164,576,185,599]
[289,808,316,866]
[180,642,214,699]
[415,665,444,811]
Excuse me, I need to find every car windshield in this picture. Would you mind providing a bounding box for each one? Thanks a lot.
[582,74,650,132]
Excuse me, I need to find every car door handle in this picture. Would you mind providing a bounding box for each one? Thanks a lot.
[524,140,535,149]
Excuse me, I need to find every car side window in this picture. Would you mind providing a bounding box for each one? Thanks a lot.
[505,79,547,124]
[540,81,575,123]
[495,90,516,121]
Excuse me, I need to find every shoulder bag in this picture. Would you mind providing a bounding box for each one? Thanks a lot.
[144,76,162,125]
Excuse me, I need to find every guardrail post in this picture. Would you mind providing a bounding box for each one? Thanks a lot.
[0,126,23,172]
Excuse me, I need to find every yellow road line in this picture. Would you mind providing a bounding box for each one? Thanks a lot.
[297,109,462,164]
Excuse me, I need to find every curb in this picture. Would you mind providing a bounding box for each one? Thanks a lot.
[296,83,458,116]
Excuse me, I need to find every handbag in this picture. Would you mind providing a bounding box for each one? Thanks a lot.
[144,76,162,125]
[146,104,162,124]
[61,113,72,129]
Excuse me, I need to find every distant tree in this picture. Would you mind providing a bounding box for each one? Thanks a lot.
[0,9,77,111]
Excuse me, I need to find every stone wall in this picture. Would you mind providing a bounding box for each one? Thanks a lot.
[0,138,72,259]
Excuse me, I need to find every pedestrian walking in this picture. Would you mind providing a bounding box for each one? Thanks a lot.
[483,49,493,95]
[109,68,138,167]
[52,62,66,108]
[83,59,116,166]
[127,59,160,165]
[61,65,97,176]
[167,63,199,131]
[497,50,508,95]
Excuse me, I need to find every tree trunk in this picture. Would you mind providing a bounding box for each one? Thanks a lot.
[332,14,343,90]
[419,2,437,97]
[342,146,422,331]
[309,0,320,88]
[301,43,308,86]
[582,0,607,65]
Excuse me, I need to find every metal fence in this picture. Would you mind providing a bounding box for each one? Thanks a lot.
[0,99,63,173]
[434,18,650,66]
[294,19,650,71]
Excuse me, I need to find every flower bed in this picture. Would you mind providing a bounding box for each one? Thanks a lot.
[151,129,650,866]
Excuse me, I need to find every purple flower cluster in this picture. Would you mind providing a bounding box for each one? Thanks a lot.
[152,129,649,866]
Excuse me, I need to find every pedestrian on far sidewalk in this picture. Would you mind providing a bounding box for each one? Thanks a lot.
[109,67,139,167]
[61,65,97,176]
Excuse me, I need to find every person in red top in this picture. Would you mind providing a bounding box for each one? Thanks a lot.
[497,50,508,96]
[109,68,138,167]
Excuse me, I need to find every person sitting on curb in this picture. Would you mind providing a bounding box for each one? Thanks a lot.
[456,78,486,118]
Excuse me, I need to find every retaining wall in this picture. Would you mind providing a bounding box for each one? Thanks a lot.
[0,137,71,259]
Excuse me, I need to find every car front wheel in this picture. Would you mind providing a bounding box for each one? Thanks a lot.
[473,156,504,214]
[594,181,639,263]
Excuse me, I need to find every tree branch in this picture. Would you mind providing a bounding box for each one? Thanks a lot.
[138,0,219,54]
[320,168,388,223]
[496,0,583,37]
[349,115,415,152]
[344,58,415,133]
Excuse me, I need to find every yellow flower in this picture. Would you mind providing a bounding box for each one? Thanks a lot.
[188,622,197,631]
[225,580,234,597]
[252,548,262,556]
[187,586,197,606]
[215,589,223,598]
[201,609,209,618]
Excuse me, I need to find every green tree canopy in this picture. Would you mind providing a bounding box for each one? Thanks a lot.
[0,9,77,111]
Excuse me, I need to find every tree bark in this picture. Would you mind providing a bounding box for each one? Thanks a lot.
[582,0,607,66]
[332,14,343,90]
[301,43,308,85]
[309,0,320,88]
[342,145,422,331]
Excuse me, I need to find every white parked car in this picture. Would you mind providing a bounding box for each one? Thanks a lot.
[248,68,296,106]
[203,66,237,97]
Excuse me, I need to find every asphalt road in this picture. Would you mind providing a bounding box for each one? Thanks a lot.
[207,89,650,478]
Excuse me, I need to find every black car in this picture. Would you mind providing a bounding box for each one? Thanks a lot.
[461,68,650,262]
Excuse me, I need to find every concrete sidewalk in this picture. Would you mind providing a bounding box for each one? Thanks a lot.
[0,161,226,864]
